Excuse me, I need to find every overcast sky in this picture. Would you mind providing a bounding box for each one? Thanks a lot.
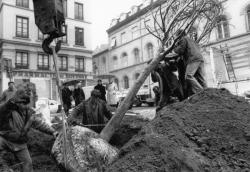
[91,0,142,49]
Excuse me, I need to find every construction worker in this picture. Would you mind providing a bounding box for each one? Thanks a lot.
[0,87,58,172]
[68,89,112,133]
[166,29,207,96]
[0,81,16,103]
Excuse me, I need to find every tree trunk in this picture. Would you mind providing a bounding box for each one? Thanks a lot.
[100,50,170,142]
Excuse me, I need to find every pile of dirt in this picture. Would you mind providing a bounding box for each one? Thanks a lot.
[106,88,250,172]
[3,129,60,172]
[2,115,148,172]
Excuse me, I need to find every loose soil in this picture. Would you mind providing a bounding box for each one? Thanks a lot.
[3,114,148,172]
[106,88,250,172]
[4,88,250,172]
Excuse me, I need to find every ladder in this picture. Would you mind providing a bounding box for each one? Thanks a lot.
[222,53,238,95]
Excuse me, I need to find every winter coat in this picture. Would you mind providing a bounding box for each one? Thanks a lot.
[174,36,204,64]
[69,97,112,133]
[62,87,72,105]
[0,88,16,103]
[73,88,85,106]
[94,84,106,101]
[0,102,55,144]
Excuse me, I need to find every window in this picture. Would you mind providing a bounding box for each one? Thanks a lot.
[60,25,67,43]
[111,37,117,48]
[16,0,29,8]
[59,56,68,71]
[124,76,129,89]
[144,19,151,30]
[102,57,106,64]
[121,53,128,67]
[16,16,29,38]
[75,27,84,46]
[114,78,119,89]
[75,2,83,20]
[75,56,85,72]
[189,27,198,41]
[38,54,49,70]
[132,26,140,39]
[146,43,154,59]
[63,0,67,17]
[217,16,230,39]
[133,48,140,64]
[246,6,250,31]
[16,51,28,69]
[121,32,127,44]
[113,56,118,69]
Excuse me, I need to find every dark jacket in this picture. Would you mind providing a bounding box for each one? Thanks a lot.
[73,88,85,106]
[0,88,16,103]
[0,102,55,144]
[69,97,112,133]
[94,84,106,101]
[62,87,72,105]
[174,36,203,64]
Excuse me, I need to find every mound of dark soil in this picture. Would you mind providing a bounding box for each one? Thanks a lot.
[106,88,250,172]
[2,129,60,172]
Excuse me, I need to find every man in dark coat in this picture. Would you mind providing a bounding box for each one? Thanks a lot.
[166,30,207,96]
[68,89,112,133]
[0,87,57,172]
[62,84,72,114]
[94,80,106,101]
[73,83,85,106]
[0,81,16,103]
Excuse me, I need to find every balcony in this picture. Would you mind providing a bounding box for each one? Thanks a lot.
[37,65,50,71]
[15,63,29,69]
[75,69,85,72]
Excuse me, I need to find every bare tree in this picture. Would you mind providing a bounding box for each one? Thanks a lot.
[100,0,222,142]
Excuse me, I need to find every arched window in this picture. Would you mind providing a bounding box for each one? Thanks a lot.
[123,76,129,89]
[121,52,128,67]
[102,56,106,64]
[114,78,119,89]
[247,5,250,31]
[112,56,118,69]
[133,48,140,64]
[217,15,230,39]
[135,73,140,80]
[146,43,154,59]
[189,26,198,41]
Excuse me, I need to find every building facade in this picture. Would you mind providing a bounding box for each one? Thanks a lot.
[0,0,93,100]
[203,0,250,96]
[94,0,250,97]
[95,0,161,91]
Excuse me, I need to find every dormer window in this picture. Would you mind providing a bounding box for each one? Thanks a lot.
[141,0,151,8]
[131,6,139,15]
[111,37,117,48]
[110,19,118,27]
[120,13,127,21]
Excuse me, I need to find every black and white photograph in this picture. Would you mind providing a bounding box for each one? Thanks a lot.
[0,0,250,171]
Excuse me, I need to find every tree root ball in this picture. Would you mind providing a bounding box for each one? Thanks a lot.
[52,126,118,172]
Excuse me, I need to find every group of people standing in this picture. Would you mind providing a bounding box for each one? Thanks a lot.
[62,79,107,114]
[61,83,85,114]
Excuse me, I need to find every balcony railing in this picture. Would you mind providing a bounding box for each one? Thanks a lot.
[37,65,50,70]
[15,63,29,69]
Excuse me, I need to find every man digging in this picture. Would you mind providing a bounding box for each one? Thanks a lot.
[0,86,58,172]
